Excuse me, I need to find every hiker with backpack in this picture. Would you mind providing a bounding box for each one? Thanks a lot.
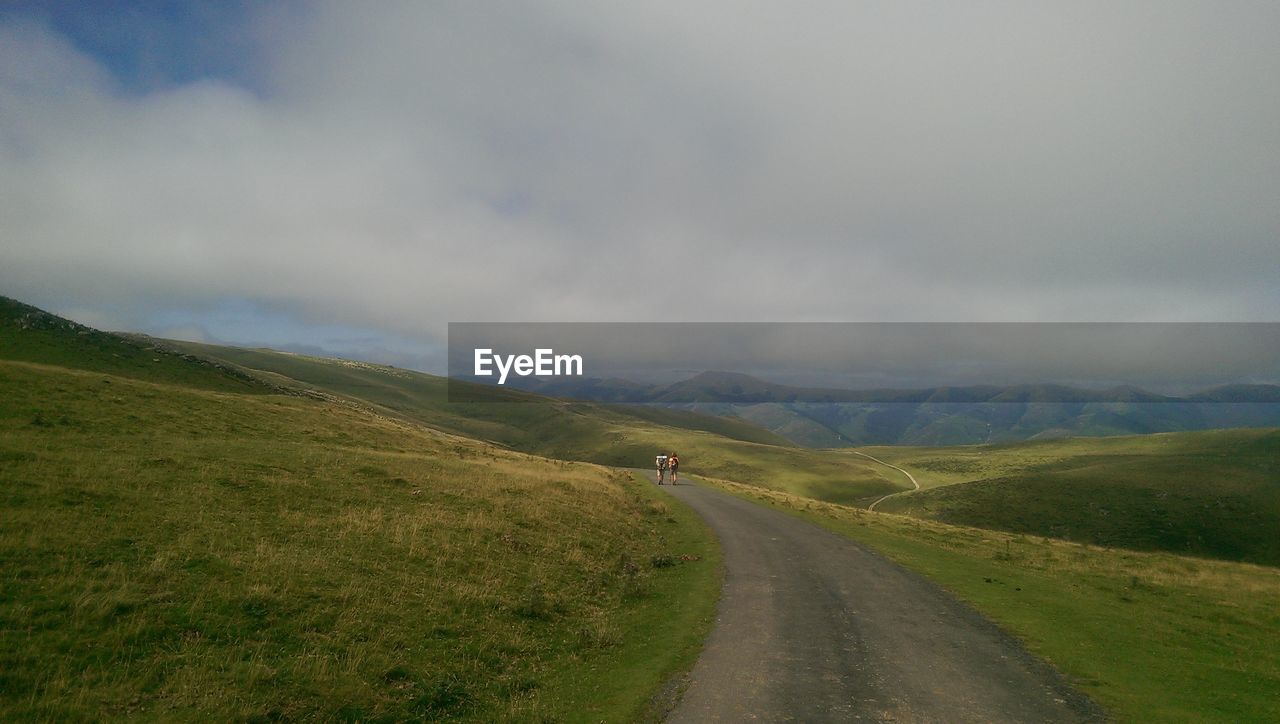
[668,452,679,484]
[656,454,669,484]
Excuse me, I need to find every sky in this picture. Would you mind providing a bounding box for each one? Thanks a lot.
[2,1,1278,373]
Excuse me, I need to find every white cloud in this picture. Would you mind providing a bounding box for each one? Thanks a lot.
[2,0,1278,354]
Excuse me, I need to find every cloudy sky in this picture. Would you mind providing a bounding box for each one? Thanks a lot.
[2,1,1278,371]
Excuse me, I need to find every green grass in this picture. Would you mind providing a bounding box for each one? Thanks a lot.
[854,431,1277,489]
[704,476,1280,722]
[0,361,720,720]
[161,340,792,449]
[860,430,1280,566]
[721,402,847,448]
[595,425,900,506]
[0,297,268,393]
[157,342,899,505]
[2,306,901,511]
[539,473,723,722]
[11,297,1280,720]
[601,404,791,447]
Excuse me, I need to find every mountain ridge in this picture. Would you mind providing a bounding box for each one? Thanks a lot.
[505,371,1280,446]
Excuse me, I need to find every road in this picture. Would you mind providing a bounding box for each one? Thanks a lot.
[656,478,1104,723]
[853,451,921,512]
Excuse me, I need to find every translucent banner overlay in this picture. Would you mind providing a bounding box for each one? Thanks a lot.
[447,322,1280,403]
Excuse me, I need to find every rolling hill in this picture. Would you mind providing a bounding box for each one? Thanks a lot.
[3,295,903,503]
[863,430,1280,566]
[148,339,794,451]
[0,297,270,393]
[151,340,902,505]
[6,294,1280,721]
[0,299,724,720]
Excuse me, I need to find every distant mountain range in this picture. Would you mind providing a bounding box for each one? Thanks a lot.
[505,371,1280,446]
[9,289,1277,448]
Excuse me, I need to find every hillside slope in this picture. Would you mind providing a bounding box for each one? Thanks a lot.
[155,340,793,448]
[2,296,900,510]
[0,298,729,719]
[0,296,269,393]
[0,358,720,720]
[868,430,1280,566]
[155,341,901,505]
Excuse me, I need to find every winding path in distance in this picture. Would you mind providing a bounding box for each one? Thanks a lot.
[656,477,1103,723]
[853,450,922,511]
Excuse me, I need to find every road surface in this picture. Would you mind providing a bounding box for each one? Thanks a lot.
[655,478,1104,723]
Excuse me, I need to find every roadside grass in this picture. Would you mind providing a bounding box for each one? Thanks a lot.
[0,361,719,720]
[699,475,1280,722]
[538,473,723,722]
[860,430,1280,566]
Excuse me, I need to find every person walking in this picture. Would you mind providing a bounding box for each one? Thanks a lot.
[668,452,679,484]
[656,454,668,484]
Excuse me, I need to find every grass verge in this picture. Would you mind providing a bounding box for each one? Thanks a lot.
[537,473,723,722]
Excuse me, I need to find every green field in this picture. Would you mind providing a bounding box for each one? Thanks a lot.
[859,431,1280,566]
[7,296,1280,721]
[158,341,901,505]
[159,340,793,449]
[705,476,1280,722]
[0,298,268,394]
[0,358,722,720]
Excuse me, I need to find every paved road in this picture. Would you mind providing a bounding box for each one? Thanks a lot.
[656,479,1105,723]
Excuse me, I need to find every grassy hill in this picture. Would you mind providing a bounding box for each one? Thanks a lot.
[10,295,1279,720]
[0,297,269,394]
[862,430,1280,566]
[155,340,792,448]
[689,402,848,448]
[154,341,901,505]
[0,298,895,717]
[0,342,722,717]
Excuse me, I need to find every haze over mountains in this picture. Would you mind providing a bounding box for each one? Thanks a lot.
[505,371,1280,446]
[9,291,1278,448]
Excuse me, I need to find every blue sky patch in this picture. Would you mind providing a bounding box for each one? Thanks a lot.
[0,0,271,94]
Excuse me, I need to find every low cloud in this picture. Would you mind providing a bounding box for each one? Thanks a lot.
[2,1,1278,360]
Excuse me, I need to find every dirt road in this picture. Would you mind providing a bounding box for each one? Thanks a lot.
[657,479,1104,722]
[853,451,921,511]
